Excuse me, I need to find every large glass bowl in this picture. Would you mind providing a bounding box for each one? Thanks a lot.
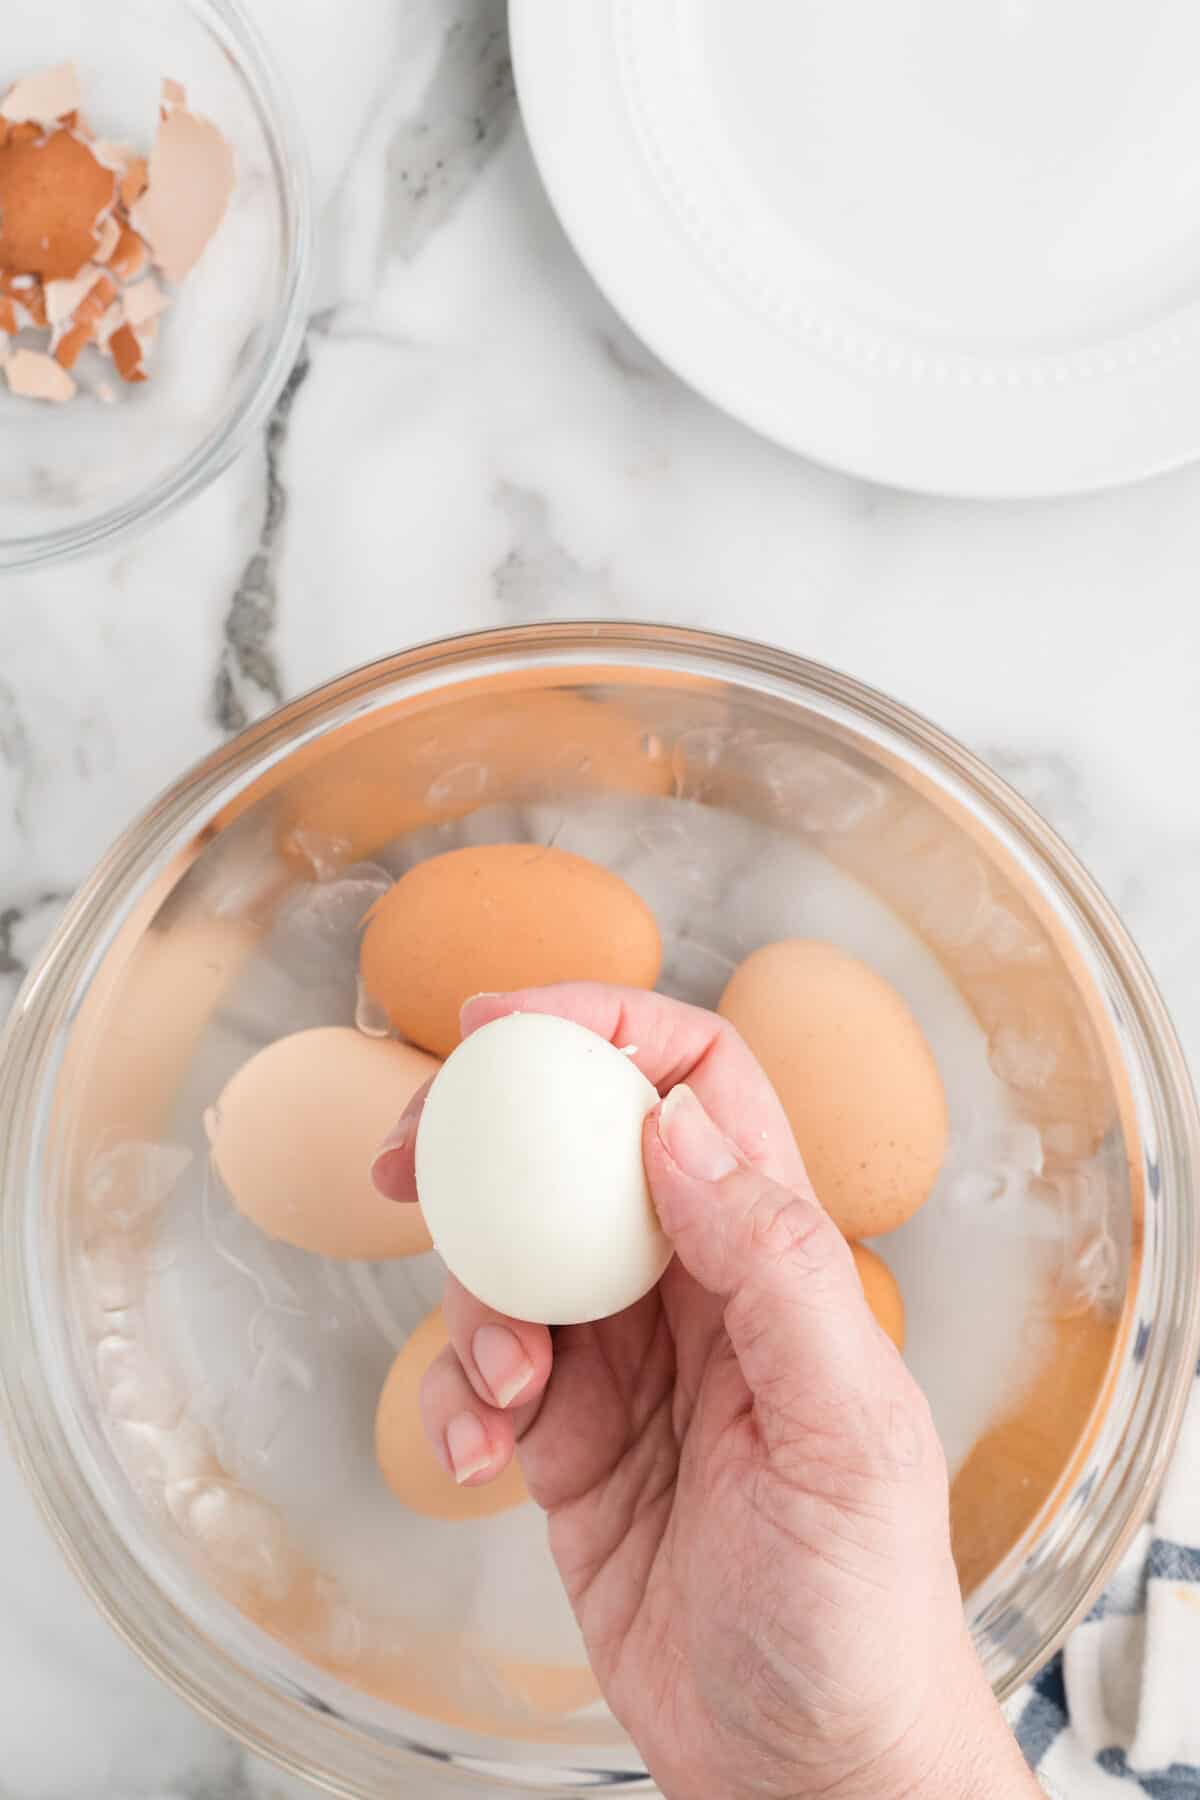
[0,0,311,570]
[1,624,1197,1796]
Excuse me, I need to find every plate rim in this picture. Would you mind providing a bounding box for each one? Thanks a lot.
[510,0,1200,498]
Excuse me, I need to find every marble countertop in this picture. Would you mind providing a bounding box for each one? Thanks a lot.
[4,1,1200,1794]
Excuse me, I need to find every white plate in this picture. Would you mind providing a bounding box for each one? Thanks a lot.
[511,0,1200,497]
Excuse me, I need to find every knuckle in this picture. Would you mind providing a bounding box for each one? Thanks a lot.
[747,1183,846,1278]
[418,1345,462,1420]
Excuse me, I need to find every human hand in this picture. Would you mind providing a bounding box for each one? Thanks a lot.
[372,985,1039,1800]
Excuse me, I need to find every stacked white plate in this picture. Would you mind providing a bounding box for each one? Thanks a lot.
[512,0,1200,496]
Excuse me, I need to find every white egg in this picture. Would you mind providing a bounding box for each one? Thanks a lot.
[415,1013,672,1325]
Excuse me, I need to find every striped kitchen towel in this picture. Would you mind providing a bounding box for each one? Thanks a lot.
[1007,1372,1200,1796]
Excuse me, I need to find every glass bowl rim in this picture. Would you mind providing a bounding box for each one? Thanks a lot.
[0,0,314,573]
[2,620,1197,1795]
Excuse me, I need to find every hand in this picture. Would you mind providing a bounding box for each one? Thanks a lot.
[372,985,1039,1800]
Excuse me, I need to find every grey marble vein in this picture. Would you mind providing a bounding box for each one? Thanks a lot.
[381,0,516,264]
[169,1745,257,1800]
[0,675,33,839]
[211,343,315,737]
[0,904,24,979]
[0,890,72,1021]
[492,483,613,617]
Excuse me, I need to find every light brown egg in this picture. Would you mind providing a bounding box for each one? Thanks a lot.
[850,1243,905,1350]
[950,1306,1117,1597]
[719,939,948,1239]
[360,844,662,1058]
[210,1027,437,1259]
[375,1307,529,1521]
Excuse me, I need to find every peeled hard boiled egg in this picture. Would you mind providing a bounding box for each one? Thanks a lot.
[719,939,948,1239]
[210,1026,438,1260]
[415,1013,671,1325]
[360,844,662,1058]
[375,1307,529,1521]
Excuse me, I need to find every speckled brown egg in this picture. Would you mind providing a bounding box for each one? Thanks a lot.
[360,844,662,1058]
[375,1307,529,1521]
[850,1243,905,1350]
[719,939,948,1239]
[210,1027,438,1260]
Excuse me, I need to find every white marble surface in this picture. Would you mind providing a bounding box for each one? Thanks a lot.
[4,1,1200,1794]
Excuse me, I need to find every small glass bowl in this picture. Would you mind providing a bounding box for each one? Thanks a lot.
[2,624,1198,1795]
[0,0,311,570]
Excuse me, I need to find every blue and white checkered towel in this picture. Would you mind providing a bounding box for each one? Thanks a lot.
[1007,1372,1200,1796]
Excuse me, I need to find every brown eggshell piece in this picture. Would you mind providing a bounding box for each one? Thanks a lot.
[52,321,91,371]
[107,223,148,282]
[850,1243,905,1350]
[375,1308,530,1521]
[52,269,118,369]
[75,267,116,321]
[109,322,148,383]
[719,939,948,1239]
[44,263,101,326]
[93,214,121,263]
[0,128,116,280]
[210,1027,439,1260]
[2,272,47,328]
[122,277,168,330]
[118,155,148,210]
[132,104,234,283]
[3,346,75,402]
[0,63,82,127]
[360,844,663,1058]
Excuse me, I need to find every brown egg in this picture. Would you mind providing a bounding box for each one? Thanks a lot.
[950,1306,1117,1597]
[210,1028,438,1259]
[850,1243,905,1350]
[360,844,662,1058]
[719,939,948,1239]
[375,1308,529,1521]
[276,689,673,876]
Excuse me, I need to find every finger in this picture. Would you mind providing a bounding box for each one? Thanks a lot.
[420,1344,519,1484]
[369,1076,434,1202]
[645,1085,909,1466]
[441,1272,553,1412]
[461,984,804,1185]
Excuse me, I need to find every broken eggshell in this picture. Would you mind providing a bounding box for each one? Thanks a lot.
[0,65,234,402]
[0,63,81,129]
[0,128,116,281]
[132,88,234,285]
[2,346,75,403]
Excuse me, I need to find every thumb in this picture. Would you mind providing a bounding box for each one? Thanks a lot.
[645,1083,899,1453]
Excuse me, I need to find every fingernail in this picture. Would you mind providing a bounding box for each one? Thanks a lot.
[658,1084,739,1182]
[369,1107,417,1194]
[373,1112,413,1158]
[459,992,504,1026]
[445,1412,492,1484]
[472,1324,534,1408]
[370,1123,413,1195]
